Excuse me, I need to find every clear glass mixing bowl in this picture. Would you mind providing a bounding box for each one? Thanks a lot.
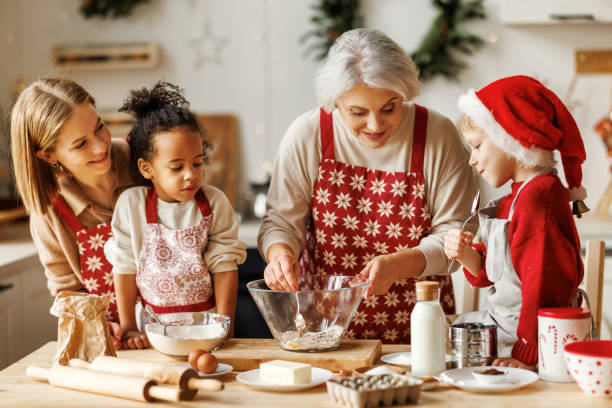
[247,275,369,352]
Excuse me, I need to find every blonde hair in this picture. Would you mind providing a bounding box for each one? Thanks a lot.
[10,78,95,214]
[458,114,480,134]
[315,28,421,112]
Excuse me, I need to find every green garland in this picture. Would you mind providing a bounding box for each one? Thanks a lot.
[302,0,486,82]
[300,0,364,60]
[411,0,486,81]
[79,0,150,19]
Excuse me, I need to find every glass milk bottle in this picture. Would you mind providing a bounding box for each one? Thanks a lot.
[410,281,446,377]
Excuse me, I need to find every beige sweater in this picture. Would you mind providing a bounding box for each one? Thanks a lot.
[258,103,477,277]
[29,139,135,295]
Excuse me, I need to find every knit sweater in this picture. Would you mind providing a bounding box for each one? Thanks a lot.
[465,173,583,365]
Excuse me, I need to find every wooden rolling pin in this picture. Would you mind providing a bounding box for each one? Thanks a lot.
[26,365,192,402]
[69,356,224,392]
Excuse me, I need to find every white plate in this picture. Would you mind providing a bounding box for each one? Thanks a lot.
[236,367,333,392]
[439,366,539,393]
[174,362,233,377]
[381,352,451,368]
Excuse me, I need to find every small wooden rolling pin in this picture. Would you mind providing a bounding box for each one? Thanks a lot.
[26,365,191,402]
[69,356,224,392]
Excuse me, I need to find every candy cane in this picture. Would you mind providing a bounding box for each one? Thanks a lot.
[548,325,558,354]
[562,333,578,346]
[538,333,547,370]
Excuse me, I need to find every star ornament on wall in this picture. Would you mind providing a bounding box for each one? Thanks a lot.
[188,27,228,68]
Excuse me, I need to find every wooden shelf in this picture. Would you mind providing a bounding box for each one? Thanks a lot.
[575,49,612,73]
[52,43,159,71]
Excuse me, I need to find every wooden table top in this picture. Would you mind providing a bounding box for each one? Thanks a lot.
[0,341,609,407]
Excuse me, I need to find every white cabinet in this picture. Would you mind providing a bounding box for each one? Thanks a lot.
[0,223,57,370]
[0,273,22,369]
[501,0,612,24]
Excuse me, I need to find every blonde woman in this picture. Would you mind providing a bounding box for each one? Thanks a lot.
[11,78,135,349]
[258,29,477,344]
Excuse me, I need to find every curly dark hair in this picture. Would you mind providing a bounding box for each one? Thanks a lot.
[119,81,211,185]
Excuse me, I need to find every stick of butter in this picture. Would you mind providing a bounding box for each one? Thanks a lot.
[259,360,312,385]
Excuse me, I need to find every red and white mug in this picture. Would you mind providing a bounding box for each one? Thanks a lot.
[538,307,591,382]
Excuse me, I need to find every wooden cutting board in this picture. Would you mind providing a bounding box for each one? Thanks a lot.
[214,338,382,371]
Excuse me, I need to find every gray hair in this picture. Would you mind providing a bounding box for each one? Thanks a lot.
[315,28,421,112]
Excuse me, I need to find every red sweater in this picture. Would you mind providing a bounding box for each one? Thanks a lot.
[464,173,583,365]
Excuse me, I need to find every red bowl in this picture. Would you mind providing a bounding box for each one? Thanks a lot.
[564,340,612,398]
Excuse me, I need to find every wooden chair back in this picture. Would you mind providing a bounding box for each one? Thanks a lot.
[583,240,605,339]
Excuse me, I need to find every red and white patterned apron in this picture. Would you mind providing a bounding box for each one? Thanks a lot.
[301,106,455,344]
[136,187,215,315]
[53,195,119,322]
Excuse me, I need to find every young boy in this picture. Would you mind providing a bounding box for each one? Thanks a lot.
[444,75,586,369]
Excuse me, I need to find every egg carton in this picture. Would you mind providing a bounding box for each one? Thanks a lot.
[326,374,422,408]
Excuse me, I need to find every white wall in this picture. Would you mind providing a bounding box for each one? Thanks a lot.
[1,0,612,214]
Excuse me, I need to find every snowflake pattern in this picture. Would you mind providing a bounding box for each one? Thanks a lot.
[299,107,456,344]
[356,197,373,215]
[86,255,103,272]
[399,202,415,220]
[335,192,352,210]
[369,179,387,195]
[316,187,331,205]
[340,253,358,270]
[390,180,408,197]
[64,216,118,322]
[343,215,360,231]
[363,219,380,236]
[87,233,106,250]
[322,211,338,228]
[386,222,403,239]
[411,182,425,199]
[330,233,347,249]
[329,168,345,186]
[350,174,366,191]
[353,235,367,249]
[377,200,394,218]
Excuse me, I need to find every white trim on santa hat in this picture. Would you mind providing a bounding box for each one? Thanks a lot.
[458,90,556,169]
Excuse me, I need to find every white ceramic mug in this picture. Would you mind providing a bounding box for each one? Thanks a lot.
[538,307,591,382]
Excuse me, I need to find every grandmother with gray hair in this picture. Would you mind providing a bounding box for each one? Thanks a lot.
[257,28,476,343]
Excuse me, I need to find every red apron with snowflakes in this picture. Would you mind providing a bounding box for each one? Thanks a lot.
[53,195,119,322]
[136,187,215,315]
[301,106,455,344]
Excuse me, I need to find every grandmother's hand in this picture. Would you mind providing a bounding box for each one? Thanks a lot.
[264,253,300,291]
[357,250,424,298]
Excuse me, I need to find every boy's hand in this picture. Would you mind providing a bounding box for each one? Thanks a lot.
[492,357,536,371]
[444,229,475,261]
[107,321,122,351]
[121,330,151,350]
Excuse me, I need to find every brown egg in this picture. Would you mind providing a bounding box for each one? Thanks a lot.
[197,352,218,374]
[188,348,206,370]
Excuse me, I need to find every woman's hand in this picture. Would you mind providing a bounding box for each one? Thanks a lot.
[264,253,300,291]
[492,357,536,371]
[444,229,474,262]
[357,250,425,298]
[264,243,299,291]
[121,330,151,350]
[107,321,123,351]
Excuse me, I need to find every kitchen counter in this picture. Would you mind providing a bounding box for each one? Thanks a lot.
[1,342,609,408]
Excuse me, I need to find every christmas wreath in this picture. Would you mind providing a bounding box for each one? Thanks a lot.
[79,0,150,19]
[302,0,486,82]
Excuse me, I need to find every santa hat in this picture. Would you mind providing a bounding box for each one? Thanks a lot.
[458,75,587,202]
